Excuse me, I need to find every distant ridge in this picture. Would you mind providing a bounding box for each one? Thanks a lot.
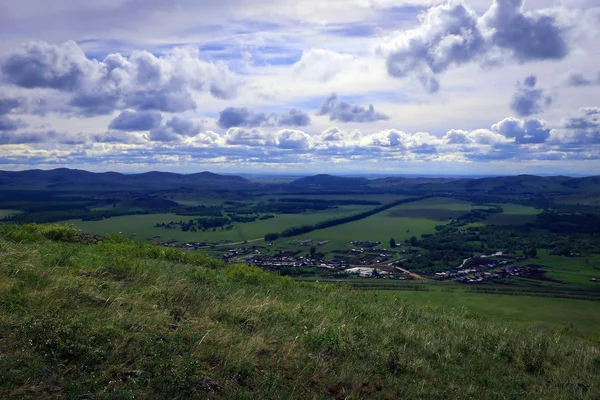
[0,168,254,191]
[290,174,370,187]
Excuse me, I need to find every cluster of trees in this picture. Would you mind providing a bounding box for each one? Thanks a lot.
[155,217,232,232]
[401,209,600,274]
[174,206,224,217]
[225,198,381,217]
[533,211,600,234]
[230,214,275,223]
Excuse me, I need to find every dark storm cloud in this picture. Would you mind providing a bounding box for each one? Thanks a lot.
[316,93,389,123]
[108,110,162,131]
[510,75,552,117]
[217,107,310,129]
[380,0,570,91]
[0,41,241,115]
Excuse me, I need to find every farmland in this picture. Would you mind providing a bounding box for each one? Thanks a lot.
[61,204,374,244]
[267,197,476,254]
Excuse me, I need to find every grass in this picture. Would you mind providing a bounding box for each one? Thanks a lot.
[0,209,22,219]
[534,249,600,286]
[60,205,372,244]
[485,203,540,226]
[1,224,600,399]
[270,198,475,253]
[379,288,600,335]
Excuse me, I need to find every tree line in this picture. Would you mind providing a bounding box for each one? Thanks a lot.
[264,196,431,241]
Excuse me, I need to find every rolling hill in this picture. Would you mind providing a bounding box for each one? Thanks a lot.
[0,168,257,191]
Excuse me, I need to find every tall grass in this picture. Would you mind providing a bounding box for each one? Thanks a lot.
[0,224,599,399]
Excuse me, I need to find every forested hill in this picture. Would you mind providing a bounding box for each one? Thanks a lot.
[0,224,599,399]
[0,168,255,191]
[289,174,600,196]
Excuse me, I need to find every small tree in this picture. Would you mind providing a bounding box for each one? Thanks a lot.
[525,247,537,258]
[389,238,396,248]
[410,236,418,246]
[310,246,316,257]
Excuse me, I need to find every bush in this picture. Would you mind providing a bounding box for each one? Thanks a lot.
[0,223,79,243]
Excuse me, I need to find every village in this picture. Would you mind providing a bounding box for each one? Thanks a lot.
[155,237,541,284]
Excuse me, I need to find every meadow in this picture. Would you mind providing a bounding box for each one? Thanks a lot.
[0,209,21,219]
[484,203,540,225]
[1,224,599,399]
[61,205,373,244]
[535,249,600,286]
[270,197,480,254]
[382,288,600,335]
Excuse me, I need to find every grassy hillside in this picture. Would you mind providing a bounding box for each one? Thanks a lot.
[1,225,600,399]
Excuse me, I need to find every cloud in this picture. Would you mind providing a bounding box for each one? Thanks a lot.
[510,75,552,117]
[491,117,550,144]
[0,96,24,115]
[0,130,55,145]
[550,107,600,144]
[147,116,203,142]
[378,0,570,91]
[108,109,162,131]
[563,71,600,87]
[217,107,310,129]
[442,128,514,146]
[0,41,241,115]
[224,127,274,147]
[316,93,389,123]
[0,41,94,91]
[91,131,145,144]
[293,49,356,82]
[165,116,202,137]
[0,116,27,131]
[275,129,311,150]
[378,2,484,93]
[481,0,569,62]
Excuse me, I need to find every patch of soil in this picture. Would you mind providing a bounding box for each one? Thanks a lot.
[524,264,566,283]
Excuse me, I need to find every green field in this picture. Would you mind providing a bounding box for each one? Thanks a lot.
[2,224,599,399]
[0,209,21,219]
[381,288,600,335]
[61,205,373,244]
[485,203,540,225]
[535,249,600,286]
[271,197,478,253]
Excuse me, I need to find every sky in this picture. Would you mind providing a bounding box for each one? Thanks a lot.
[0,0,599,175]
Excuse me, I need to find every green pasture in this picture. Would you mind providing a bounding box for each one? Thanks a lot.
[60,205,372,244]
[0,209,21,219]
[258,194,412,203]
[381,289,600,335]
[485,203,540,225]
[269,198,475,253]
[535,249,600,286]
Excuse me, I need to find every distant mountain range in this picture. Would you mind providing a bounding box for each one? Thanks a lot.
[286,173,600,196]
[0,168,254,191]
[1,169,599,196]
